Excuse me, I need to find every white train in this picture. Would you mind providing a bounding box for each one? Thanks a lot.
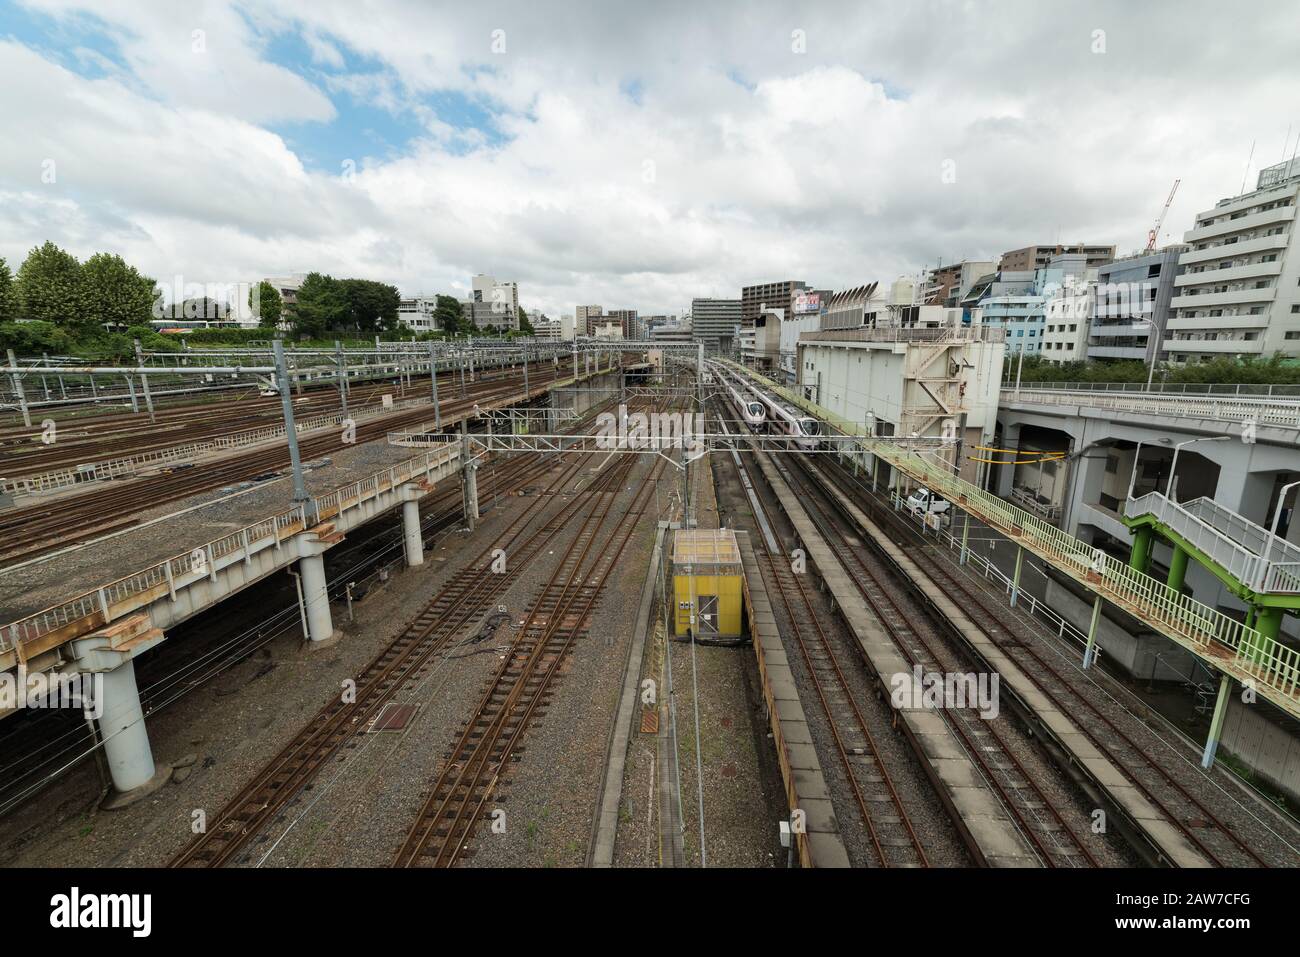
[757,388,822,450]
[719,369,768,427]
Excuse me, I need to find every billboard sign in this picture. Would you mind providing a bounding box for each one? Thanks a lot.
[793,291,822,314]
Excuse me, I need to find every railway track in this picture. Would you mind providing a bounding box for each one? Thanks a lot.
[740,470,930,866]
[392,423,671,866]
[771,450,1102,867]
[168,398,654,867]
[709,403,932,866]
[0,401,620,823]
[0,365,572,564]
[817,455,1278,868]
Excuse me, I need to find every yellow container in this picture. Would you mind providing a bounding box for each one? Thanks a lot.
[672,528,744,639]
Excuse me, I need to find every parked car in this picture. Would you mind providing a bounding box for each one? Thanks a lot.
[905,487,950,516]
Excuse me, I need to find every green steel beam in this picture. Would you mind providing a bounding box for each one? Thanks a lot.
[1123,513,1300,609]
[1129,526,1153,575]
[1168,545,1189,593]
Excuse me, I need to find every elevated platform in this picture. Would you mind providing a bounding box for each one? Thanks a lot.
[750,448,1039,866]
[722,359,1300,723]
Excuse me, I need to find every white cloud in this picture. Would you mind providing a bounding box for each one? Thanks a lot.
[2,0,1299,319]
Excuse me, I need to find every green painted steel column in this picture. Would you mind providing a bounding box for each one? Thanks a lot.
[1242,606,1284,666]
[1167,545,1189,592]
[1010,546,1024,607]
[1201,674,1233,769]
[1257,606,1284,640]
[1082,594,1103,669]
[1129,526,1153,573]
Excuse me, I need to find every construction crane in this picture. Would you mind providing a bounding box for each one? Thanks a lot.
[1146,178,1181,251]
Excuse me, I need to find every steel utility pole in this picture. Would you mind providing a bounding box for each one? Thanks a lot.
[428,342,442,430]
[273,339,310,512]
[134,338,156,423]
[335,340,349,418]
[6,348,31,427]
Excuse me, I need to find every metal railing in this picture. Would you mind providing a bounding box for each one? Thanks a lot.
[800,325,1006,344]
[1123,493,1300,594]
[1010,380,1300,398]
[720,359,1298,710]
[1001,386,1300,428]
[0,444,460,658]
[1,391,443,499]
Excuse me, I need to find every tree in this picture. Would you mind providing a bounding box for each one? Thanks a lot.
[517,306,535,335]
[291,272,347,338]
[339,279,401,334]
[0,258,18,323]
[81,253,156,329]
[433,294,465,336]
[16,241,87,331]
[251,280,282,329]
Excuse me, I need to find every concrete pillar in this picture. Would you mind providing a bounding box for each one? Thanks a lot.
[299,551,334,642]
[1010,545,1024,607]
[98,658,157,793]
[995,423,1020,499]
[1129,526,1153,574]
[1082,594,1103,669]
[402,499,423,567]
[1201,673,1233,769]
[463,462,479,529]
[1167,545,1189,593]
[65,622,168,805]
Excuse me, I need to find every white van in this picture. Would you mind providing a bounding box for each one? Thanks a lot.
[905,487,950,516]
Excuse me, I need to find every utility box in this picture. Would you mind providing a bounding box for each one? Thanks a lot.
[672,528,743,639]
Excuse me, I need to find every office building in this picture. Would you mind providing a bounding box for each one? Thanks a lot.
[1163,158,1300,362]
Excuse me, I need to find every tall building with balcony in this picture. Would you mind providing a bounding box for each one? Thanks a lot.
[690,297,742,353]
[923,260,995,306]
[1163,159,1300,363]
[1087,247,1186,363]
[471,274,519,316]
[575,304,604,336]
[741,280,807,326]
[999,243,1115,272]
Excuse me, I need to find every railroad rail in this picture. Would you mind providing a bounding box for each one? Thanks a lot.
[393,417,672,866]
[819,456,1284,867]
[167,400,661,866]
[731,427,929,867]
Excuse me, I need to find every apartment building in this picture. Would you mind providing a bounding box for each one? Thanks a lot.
[1163,158,1300,362]
[1041,277,1093,362]
[741,279,807,326]
[999,243,1114,273]
[923,260,996,306]
[690,297,742,353]
[606,309,638,338]
[396,296,440,333]
[1088,246,1186,363]
[471,274,519,316]
[462,299,519,331]
[575,304,604,336]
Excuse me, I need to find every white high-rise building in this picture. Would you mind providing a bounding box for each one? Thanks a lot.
[471,273,520,320]
[1041,277,1094,363]
[1163,158,1300,363]
[575,304,603,336]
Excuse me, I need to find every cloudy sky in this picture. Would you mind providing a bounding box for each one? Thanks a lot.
[2,0,1298,317]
